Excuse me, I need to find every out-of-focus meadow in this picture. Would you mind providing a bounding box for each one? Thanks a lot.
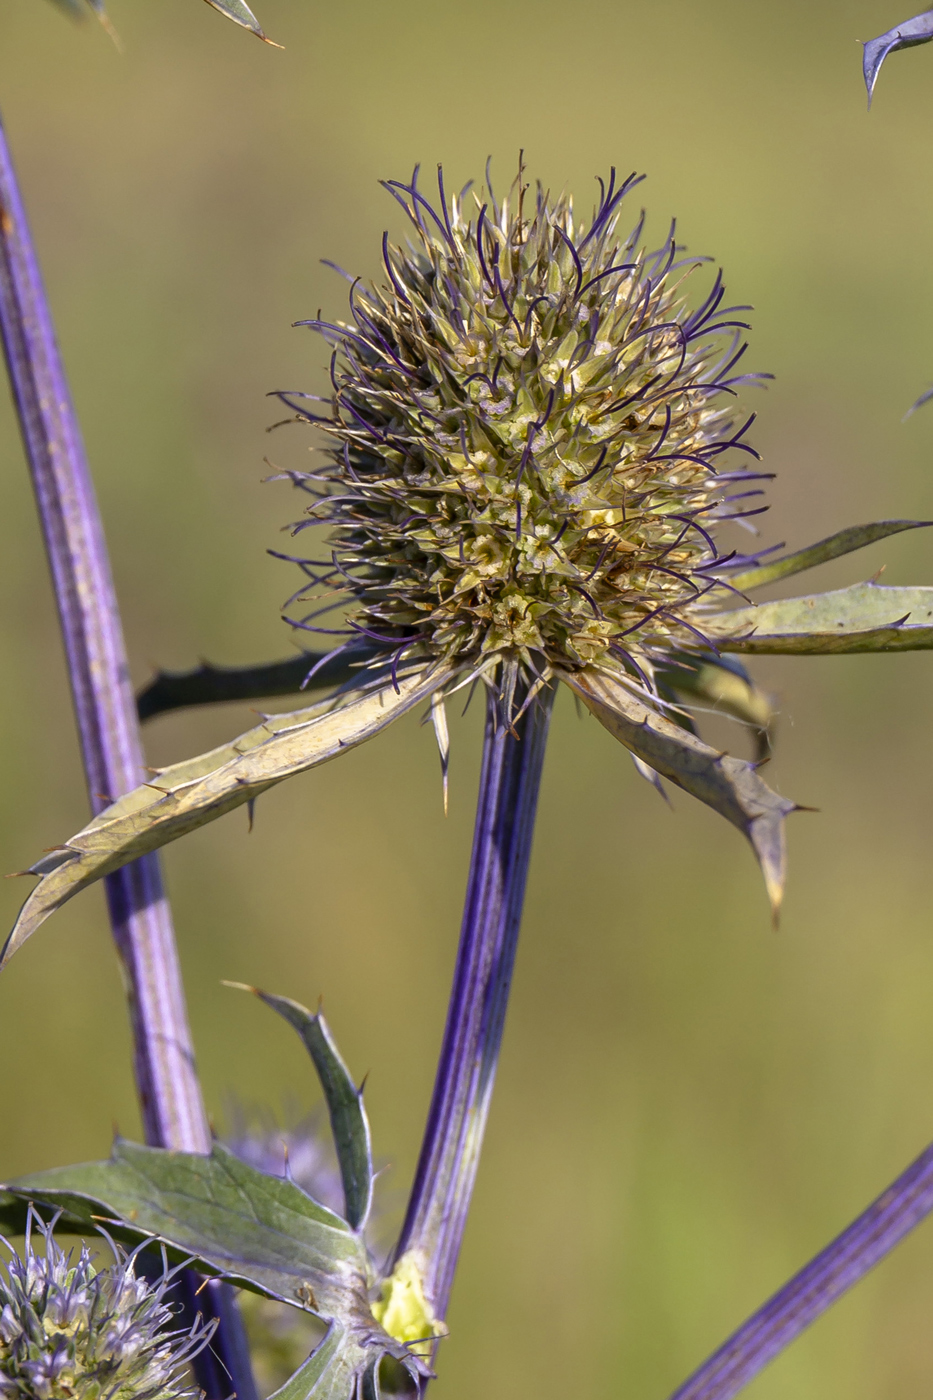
[2,0,933,1394]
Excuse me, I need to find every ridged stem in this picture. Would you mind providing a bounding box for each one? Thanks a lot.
[668,1137,933,1399]
[0,110,255,1400]
[395,678,555,1320]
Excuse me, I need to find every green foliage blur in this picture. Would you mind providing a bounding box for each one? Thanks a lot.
[2,1,933,1395]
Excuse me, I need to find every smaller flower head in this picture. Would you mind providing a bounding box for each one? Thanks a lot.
[0,1211,213,1400]
[279,160,767,704]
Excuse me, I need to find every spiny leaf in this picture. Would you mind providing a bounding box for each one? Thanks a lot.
[862,9,933,106]
[138,646,378,723]
[7,1140,366,1319]
[229,986,373,1231]
[562,667,797,918]
[7,1143,429,1399]
[654,654,773,762]
[722,521,932,593]
[3,664,453,967]
[707,582,933,653]
[201,0,280,45]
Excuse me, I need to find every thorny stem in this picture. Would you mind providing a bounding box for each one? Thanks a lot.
[395,676,555,1321]
[0,111,255,1400]
[668,1136,933,1399]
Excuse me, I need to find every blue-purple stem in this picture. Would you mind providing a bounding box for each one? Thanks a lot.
[668,1136,933,1399]
[0,110,255,1400]
[395,678,555,1319]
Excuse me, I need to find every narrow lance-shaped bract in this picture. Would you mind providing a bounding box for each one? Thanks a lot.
[0,112,254,1400]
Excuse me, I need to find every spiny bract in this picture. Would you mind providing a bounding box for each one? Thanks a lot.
[278,163,768,691]
[0,1213,212,1400]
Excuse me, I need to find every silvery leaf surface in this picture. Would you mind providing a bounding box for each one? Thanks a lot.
[3,664,453,968]
[722,520,932,592]
[7,1140,368,1318]
[138,646,379,723]
[237,987,374,1232]
[862,10,933,105]
[562,667,796,916]
[707,582,933,653]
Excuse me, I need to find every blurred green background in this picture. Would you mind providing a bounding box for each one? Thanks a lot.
[2,0,933,1395]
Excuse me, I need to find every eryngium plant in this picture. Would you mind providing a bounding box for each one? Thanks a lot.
[16,165,933,945]
[7,163,933,1400]
[0,1213,213,1400]
[281,165,762,682]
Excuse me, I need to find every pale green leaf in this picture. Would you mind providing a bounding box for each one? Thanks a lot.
[723,520,932,593]
[707,581,933,653]
[6,1143,428,1399]
[561,667,797,917]
[8,1140,366,1319]
[231,987,373,1232]
[3,664,453,968]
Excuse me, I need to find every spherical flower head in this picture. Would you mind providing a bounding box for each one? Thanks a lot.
[283,163,766,695]
[0,1213,212,1400]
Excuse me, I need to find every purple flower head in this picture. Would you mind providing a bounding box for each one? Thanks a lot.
[0,1211,214,1400]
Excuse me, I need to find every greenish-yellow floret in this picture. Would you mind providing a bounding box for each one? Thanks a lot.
[371,1251,447,1357]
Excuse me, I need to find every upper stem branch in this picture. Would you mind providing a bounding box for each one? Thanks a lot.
[395,677,555,1320]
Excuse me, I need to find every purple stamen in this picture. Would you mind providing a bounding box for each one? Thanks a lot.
[555,226,584,297]
[382,231,413,308]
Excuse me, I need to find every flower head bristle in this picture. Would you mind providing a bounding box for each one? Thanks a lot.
[281,161,768,697]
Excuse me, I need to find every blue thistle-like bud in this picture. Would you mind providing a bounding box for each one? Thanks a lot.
[282,161,766,692]
[0,1212,214,1400]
